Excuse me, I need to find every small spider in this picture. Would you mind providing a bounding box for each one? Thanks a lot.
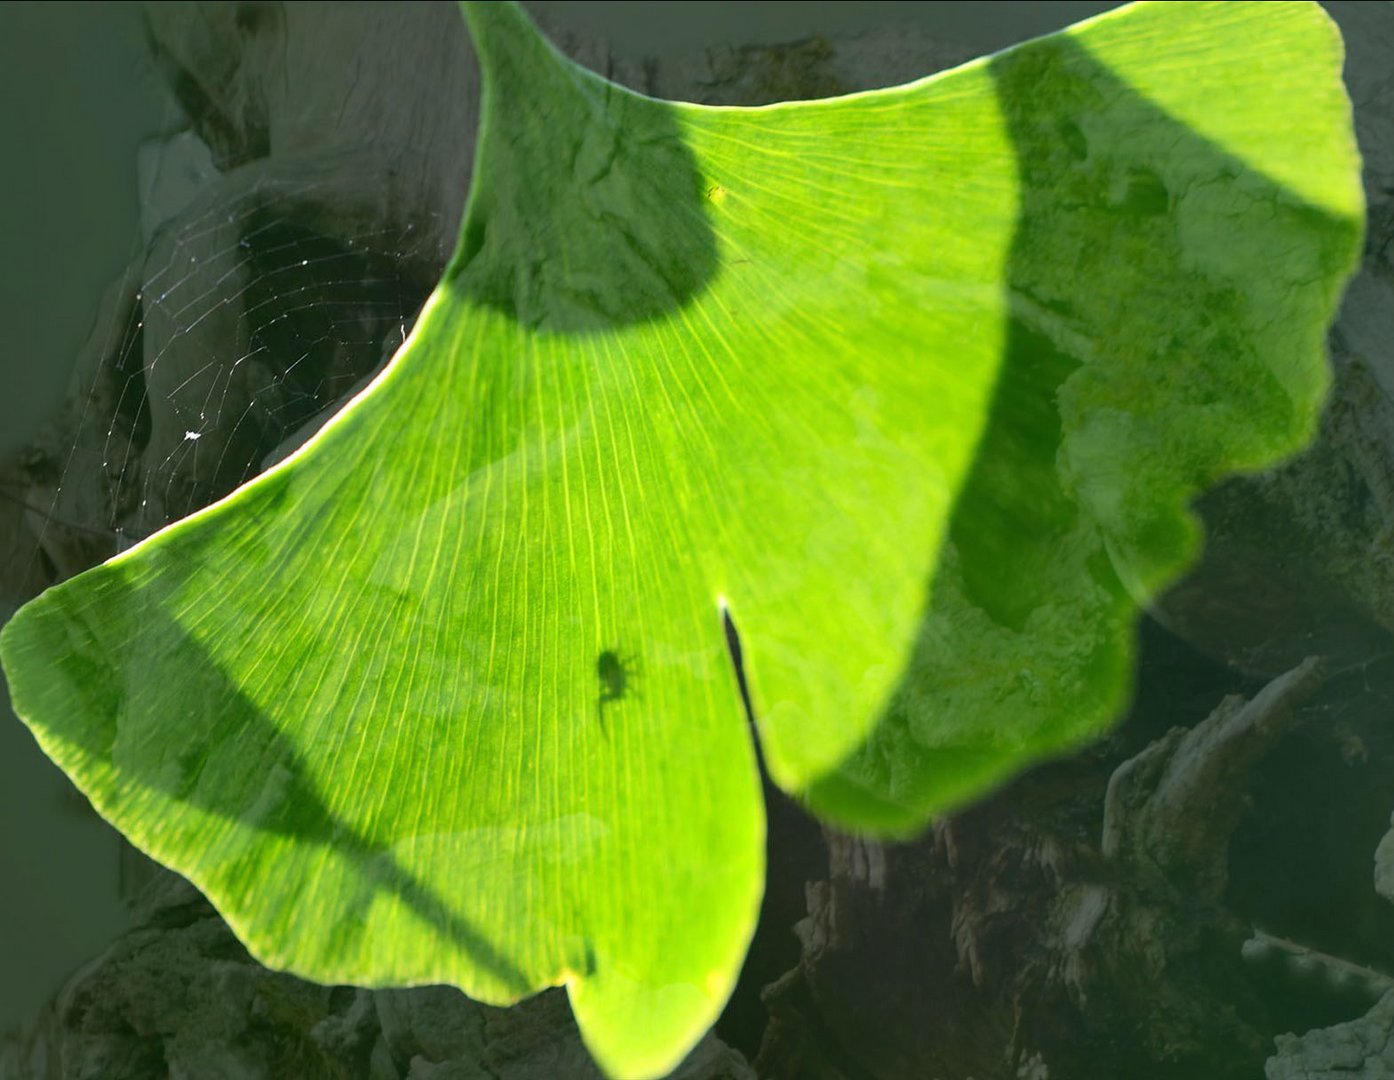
[596,648,639,732]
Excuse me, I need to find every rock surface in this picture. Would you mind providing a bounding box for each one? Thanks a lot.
[0,872,753,1080]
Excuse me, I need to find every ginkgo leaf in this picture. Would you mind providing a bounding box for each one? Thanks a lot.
[0,1,1362,1076]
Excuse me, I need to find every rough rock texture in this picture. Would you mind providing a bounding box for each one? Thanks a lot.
[754,656,1352,1080]
[4,3,1394,1079]
[0,873,753,1080]
[1267,990,1394,1079]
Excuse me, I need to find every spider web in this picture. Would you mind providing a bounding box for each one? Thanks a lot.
[0,136,442,608]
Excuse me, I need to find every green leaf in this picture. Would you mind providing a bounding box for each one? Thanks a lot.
[0,1,1362,1075]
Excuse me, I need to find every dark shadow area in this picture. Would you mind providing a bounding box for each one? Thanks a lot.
[717,608,830,1060]
[806,31,1359,836]
[722,608,760,770]
[1228,650,1394,1033]
[443,4,717,332]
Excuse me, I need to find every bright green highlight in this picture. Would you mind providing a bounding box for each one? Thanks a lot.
[0,2,1362,1076]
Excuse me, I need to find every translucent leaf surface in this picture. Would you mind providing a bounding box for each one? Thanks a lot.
[0,2,1363,1075]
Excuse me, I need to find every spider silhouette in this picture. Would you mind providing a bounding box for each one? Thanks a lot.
[595,648,639,732]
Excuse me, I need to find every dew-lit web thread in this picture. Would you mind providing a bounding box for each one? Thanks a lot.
[114,178,437,528]
[17,172,442,589]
